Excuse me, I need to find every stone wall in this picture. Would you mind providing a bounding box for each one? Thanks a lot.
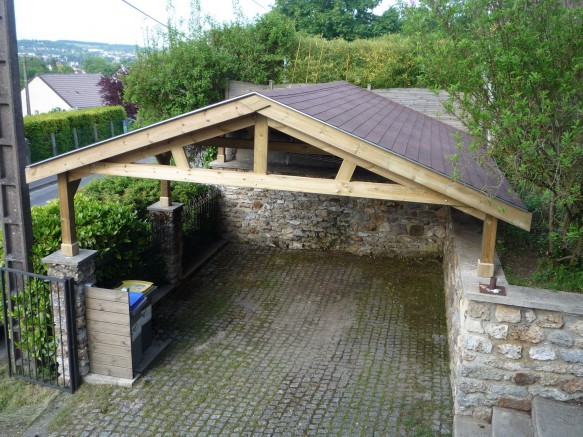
[219,187,448,256]
[444,213,583,421]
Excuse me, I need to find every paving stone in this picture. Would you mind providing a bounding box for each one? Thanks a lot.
[491,407,533,437]
[48,245,453,436]
[532,396,583,437]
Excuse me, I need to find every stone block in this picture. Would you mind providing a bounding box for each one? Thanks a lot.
[536,311,565,328]
[549,331,574,348]
[468,302,491,321]
[561,378,583,394]
[524,309,536,323]
[487,383,528,398]
[486,324,509,340]
[498,344,522,360]
[466,318,484,334]
[514,373,539,386]
[529,347,557,361]
[560,349,583,363]
[511,325,545,344]
[459,379,487,394]
[464,335,493,353]
[495,305,521,323]
[570,320,583,337]
[495,397,531,412]
[461,364,504,381]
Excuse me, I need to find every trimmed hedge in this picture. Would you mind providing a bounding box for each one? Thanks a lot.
[24,106,127,163]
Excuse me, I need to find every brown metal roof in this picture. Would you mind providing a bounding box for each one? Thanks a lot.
[259,81,525,210]
[39,74,104,109]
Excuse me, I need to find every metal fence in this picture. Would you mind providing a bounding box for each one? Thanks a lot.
[1,267,78,392]
[182,187,221,262]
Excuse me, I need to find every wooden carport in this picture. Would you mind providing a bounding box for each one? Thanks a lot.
[25,81,532,277]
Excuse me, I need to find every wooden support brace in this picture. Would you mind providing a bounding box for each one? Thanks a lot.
[335,159,357,183]
[254,115,269,175]
[57,173,80,257]
[171,146,191,169]
[477,214,498,278]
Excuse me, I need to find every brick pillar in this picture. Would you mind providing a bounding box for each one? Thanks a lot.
[43,249,97,381]
[147,202,184,289]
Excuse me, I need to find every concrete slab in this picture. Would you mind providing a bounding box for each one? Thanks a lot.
[533,397,583,437]
[454,415,491,437]
[492,407,533,437]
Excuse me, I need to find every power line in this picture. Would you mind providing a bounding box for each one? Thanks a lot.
[249,0,269,10]
[120,0,169,29]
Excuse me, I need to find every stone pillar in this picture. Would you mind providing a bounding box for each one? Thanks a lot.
[43,249,97,382]
[147,202,184,289]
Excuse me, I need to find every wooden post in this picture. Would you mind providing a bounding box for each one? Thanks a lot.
[477,214,498,277]
[156,152,172,207]
[254,115,269,175]
[217,147,226,163]
[57,173,80,257]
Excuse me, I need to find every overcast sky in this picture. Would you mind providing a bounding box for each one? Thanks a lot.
[15,0,394,46]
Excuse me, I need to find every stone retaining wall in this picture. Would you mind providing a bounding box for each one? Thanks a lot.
[219,187,448,256]
[444,213,583,421]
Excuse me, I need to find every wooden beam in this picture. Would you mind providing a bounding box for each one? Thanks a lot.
[256,103,532,231]
[26,98,267,183]
[478,215,498,278]
[156,153,172,206]
[265,118,480,218]
[80,162,469,206]
[335,160,356,183]
[195,137,329,156]
[171,146,191,169]
[68,117,256,181]
[254,115,269,175]
[57,173,80,257]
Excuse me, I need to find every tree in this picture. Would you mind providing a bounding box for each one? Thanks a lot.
[274,0,401,40]
[409,0,583,265]
[82,56,118,76]
[98,69,138,118]
[19,56,48,88]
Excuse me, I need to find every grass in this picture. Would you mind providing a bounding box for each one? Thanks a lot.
[0,362,62,436]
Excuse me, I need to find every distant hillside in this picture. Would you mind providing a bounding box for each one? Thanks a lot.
[18,39,138,64]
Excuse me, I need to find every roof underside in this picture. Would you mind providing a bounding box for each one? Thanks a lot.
[259,81,525,210]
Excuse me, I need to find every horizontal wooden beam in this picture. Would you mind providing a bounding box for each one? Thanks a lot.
[68,117,256,181]
[26,97,268,183]
[256,103,532,231]
[80,162,467,206]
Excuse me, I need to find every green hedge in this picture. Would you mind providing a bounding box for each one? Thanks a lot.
[24,106,127,163]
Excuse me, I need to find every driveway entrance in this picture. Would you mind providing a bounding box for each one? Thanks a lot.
[55,245,452,436]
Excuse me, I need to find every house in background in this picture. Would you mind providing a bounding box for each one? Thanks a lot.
[21,73,104,116]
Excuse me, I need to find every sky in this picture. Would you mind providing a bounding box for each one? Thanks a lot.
[15,0,395,46]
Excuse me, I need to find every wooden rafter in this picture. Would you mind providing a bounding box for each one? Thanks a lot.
[248,98,531,231]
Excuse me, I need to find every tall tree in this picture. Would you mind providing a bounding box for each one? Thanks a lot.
[409,0,583,264]
[274,0,400,40]
[83,56,118,76]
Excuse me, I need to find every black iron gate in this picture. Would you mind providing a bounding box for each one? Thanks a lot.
[1,267,79,392]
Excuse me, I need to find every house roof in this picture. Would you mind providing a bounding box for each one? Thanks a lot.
[25,81,531,231]
[38,74,104,109]
[259,81,524,209]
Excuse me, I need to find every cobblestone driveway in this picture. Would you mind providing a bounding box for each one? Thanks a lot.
[56,245,452,436]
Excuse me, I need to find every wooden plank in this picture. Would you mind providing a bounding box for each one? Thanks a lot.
[68,116,257,181]
[87,319,130,336]
[86,308,130,325]
[89,351,132,368]
[86,287,129,303]
[85,298,129,315]
[171,146,191,169]
[478,214,498,277]
[80,162,467,206]
[57,174,79,257]
[89,342,132,359]
[256,103,532,231]
[89,362,133,379]
[87,330,132,348]
[25,99,266,183]
[335,160,356,183]
[254,115,269,175]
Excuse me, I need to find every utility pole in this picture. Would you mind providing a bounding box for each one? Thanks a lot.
[22,56,31,115]
[0,0,34,272]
